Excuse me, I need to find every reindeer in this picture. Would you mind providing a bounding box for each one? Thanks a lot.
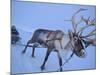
[22,8,96,71]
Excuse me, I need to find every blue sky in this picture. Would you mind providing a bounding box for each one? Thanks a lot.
[11,1,96,74]
[12,1,95,33]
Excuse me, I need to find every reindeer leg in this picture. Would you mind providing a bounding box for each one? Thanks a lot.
[41,48,51,71]
[32,43,39,57]
[22,40,31,54]
[54,50,62,71]
[32,45,36,57]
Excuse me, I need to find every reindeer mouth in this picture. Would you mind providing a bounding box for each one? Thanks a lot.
[75,49,87,58]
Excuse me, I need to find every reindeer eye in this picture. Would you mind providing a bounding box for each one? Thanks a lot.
[74,37,77,40]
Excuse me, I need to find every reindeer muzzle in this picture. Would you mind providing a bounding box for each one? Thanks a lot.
[79,49,87,58]
[75,49,87,58]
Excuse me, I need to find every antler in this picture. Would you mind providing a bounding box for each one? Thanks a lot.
[78,16,96,36]
[81,29,96,38]
[81,37,96,48]
[65,8,96,46]
[81,16,95,25]
[78,16,96,46]
[65,8,87,33]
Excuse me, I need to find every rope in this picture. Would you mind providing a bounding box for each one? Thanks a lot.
[56,31,75,71]
[15,43,43,48]
[56,51,74,71]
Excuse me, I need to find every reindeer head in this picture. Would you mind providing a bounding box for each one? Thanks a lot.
[66,8,96,58]
[68,30,86,58]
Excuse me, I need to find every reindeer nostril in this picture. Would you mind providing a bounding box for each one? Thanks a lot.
[79,49,87,58]
[82,52,85,55]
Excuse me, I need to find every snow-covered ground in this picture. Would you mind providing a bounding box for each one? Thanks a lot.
[11,28,96,74]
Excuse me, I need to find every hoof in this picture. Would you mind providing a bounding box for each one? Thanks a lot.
[22,50,25,54]
[31,55,35,58]
[41,65,45,71]
[60,68,62,72]
[57,68,62,72]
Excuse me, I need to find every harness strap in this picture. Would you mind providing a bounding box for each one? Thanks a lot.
[59,38,63,49]
[57,32,75,71]
[47,31,53,38]
[46,31,63,49]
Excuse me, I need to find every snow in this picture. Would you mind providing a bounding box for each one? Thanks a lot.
[11,28,95,74]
